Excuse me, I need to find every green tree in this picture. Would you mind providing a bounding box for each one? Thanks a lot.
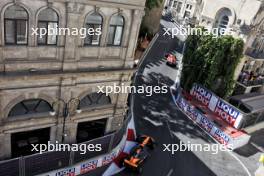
[140,0,164,37]
[145,0,163,9]
[181,29,244,98]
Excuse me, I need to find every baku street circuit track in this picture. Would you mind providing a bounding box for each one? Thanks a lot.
[116,16,251,176]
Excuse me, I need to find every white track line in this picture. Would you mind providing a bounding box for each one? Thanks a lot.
[166,169,174,176]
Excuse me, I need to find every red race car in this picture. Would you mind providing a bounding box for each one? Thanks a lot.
[165,53,177,67]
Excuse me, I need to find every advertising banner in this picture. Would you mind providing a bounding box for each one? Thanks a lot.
[80,160,98,174]
[214,99,242,126]
[40,142,124,176]
[55,168,75,176]
[190,83,212,106]
[212,127,230,145]
[102,152,117,166]
[190,83,244,129]
[197,114,214,133]
[176,93,232,146]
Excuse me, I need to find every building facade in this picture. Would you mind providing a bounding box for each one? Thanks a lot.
[166,0,262,40]
[0,0,145,160]
[165,0,198,24]
[234,4,264,95]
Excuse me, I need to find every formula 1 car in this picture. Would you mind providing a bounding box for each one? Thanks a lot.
[123,135,155,173]
[165,53,177,67]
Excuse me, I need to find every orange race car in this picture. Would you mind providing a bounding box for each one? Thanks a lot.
[123,135,155,173]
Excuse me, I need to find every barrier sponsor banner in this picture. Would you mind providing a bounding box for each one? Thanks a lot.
[197,115,214,133]
[80,160,98,174]
[186,105,199,121]
[176,93,232,146]
[212,128,230,145]
[39,140,125,176]
[190,83,244,129]
[214,100,242,126]
[102,152,117,166]
[191,84,212,106]
[55,168,75,176]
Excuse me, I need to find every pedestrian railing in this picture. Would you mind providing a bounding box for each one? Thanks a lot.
[238,78,264,87]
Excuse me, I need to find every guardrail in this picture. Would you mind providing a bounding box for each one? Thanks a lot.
[0,117,130,176]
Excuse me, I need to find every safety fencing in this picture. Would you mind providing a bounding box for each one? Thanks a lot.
[0,118,129,176]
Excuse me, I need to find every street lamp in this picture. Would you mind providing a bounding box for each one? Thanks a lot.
[49,98,82,143]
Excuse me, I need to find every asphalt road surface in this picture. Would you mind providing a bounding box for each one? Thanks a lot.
[116,16,250,176]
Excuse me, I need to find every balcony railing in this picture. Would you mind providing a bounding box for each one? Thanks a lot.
[238,78,264,87]
[245,47,264,60]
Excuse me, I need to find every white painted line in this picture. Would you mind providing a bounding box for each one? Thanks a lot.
[251,142,264,152]
[166,169,174,176]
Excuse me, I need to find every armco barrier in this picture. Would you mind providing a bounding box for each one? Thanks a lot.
[0,117,130,176]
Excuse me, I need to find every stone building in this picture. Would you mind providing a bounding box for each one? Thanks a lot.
[0,0,145,160]
[165,0,198,24]
[234,4,264,95]
[166,0,262,40]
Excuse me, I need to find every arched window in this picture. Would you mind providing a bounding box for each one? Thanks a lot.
[84,13,103,46]
[4,5,28,45]
[37,8,58,45]
[215,8,232,35]
[8,99,52,117]
[218,15,229,32]
[107,15,124,46]
[80,93,111,109]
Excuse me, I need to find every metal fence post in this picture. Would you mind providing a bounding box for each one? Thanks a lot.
[19,157,25,176]
[108,133,115,152]
[69,150,75,165]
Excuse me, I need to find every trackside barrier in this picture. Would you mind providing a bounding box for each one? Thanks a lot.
[36,134,127,176]
[172,89,250,149]
[36,117,132,176]
[190,83,244,129]
[0,118,130,176]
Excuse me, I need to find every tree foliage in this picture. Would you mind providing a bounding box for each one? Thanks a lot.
[181,29,244,98]
[145,0,163,9]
